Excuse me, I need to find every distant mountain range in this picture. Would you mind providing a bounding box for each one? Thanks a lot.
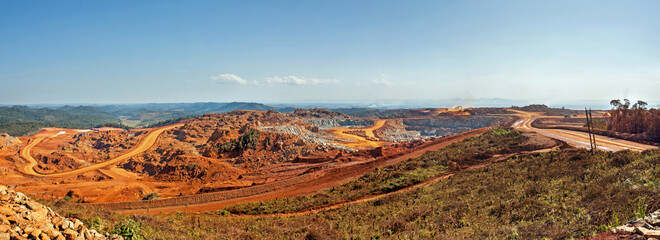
[96,102,276,115]
[12,98,656,110]
[1,99,654,136]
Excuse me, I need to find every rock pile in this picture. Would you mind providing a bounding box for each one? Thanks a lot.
[612,209,660,239]
[0,134,21,149]
[0,185,122,240]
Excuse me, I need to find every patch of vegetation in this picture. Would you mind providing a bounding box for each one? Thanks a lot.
[112,219,144,240]
[511,104,580,116]
[93,122,134,130]
[0,105,120,136]
[0,121,57,136]
[588,118,608,130]
[144,115,197,128]
[214,129,260,153]
[119,118,142,128]
[141,193,161,201]
[608,99,659,139]
[490,127,518,136]
[84,216,105,231]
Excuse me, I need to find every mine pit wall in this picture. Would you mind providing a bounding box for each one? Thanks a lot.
[304,119,374,129]
[403,116,509,136]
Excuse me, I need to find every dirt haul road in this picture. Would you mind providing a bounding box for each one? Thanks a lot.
[510,110,656,152]
[93,128,489,213]
[363,119,387,139]
[20,123,184,178]
[329,119,387,148]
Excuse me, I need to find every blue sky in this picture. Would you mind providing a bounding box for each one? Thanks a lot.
[1,0,658,106]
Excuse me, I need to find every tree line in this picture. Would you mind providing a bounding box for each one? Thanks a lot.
[607,99,660,140]
[0,105,120,136]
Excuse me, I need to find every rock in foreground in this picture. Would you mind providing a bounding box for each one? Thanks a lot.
[0,185,122,240]
[589,209,660,240]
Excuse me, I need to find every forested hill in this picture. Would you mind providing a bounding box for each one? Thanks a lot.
[0,106,120,136]
[98,102,276,115]
[0,102,281,136]
[58,105,117,118]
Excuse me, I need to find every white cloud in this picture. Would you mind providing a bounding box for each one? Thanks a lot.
[372,76,394,86]
[210,73,252,85]
[210,74,339,86]
[265,75,340,85]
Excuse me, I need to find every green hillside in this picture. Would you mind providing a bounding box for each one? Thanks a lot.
[0,106,120,136]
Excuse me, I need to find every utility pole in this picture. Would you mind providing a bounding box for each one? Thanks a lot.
[585,108,594,152]
[589,108,597,151]
[584,108,597,152]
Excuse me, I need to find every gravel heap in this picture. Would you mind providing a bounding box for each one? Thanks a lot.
[0,185,122,240]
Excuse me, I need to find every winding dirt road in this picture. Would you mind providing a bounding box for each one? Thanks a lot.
[20,123,184,178]
[510,110,656,152]
[329,119,387,148]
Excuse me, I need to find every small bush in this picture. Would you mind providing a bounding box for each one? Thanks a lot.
[491,127,517,136]
[216,129,260,153]
[141,193,160,201]
[85,217,104,231]
[112,219,144,240]
[635,196,648,219]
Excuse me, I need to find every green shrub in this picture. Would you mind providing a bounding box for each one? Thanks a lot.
[216,129,260,153]
[141,193,160,201]
[490,127,518,136]
[598,212,621,232]
[84,217,104,231]
[112,219,144,240]
[635,196,648,219]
